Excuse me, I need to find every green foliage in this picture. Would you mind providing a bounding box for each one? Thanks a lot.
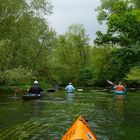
[89,45,114,84]
[132,0,140,8]
[29,0,53,16]
[1,0,140,87]
[0,0,56,85]
[2,66,35,86]
[78,67,95,86]
[125,66,140,83]
[54,24,90,85]
[95,0,140,46]
[0,39,13,71]
[93,0,140,85]
[105,49,126,81]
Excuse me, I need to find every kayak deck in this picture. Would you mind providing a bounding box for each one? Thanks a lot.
[61,116,97,140]
[22,92,44,100]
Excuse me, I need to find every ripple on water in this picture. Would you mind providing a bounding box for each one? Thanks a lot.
[0,90,139,140]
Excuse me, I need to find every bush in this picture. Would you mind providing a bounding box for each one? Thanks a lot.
[2,66,36,86]
[125,66,140,84]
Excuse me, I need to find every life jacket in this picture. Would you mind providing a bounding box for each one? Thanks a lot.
[116,85,124,91]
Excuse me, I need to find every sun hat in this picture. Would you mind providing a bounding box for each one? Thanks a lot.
[34,81,39,84]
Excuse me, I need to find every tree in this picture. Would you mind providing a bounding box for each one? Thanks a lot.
[54,24,90,84]
[94,0,140,82]
[95,0,140,47]
[89,45,114,86]
[132,0,140,8]
[0,0,55,85]
[125,66,140,84]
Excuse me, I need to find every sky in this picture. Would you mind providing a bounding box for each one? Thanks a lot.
[48,0,106,45]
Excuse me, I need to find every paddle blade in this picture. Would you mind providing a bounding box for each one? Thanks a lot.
[107,80,114,85]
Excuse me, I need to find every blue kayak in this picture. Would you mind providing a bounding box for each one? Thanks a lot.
[114,90,125,95]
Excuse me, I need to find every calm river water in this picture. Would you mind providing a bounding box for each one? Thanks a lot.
[0,88,140,140]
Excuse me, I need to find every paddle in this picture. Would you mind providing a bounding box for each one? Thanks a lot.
[107,80,115,86]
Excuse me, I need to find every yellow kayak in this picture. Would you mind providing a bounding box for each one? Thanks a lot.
[61,116,97,140]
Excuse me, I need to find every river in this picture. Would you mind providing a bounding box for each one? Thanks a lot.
[0,88,140,140]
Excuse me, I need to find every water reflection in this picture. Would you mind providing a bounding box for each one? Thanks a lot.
[0,118,51,140]
[66,93,74,101]
[114,98,125,119]
[0,89,139,140]
[22,100,43,116]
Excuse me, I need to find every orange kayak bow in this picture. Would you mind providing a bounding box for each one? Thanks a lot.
[61,116,97,140]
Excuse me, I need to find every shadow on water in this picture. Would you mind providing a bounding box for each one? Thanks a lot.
[0,89,140,140]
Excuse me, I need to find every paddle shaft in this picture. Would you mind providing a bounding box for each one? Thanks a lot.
[107,80,115,86]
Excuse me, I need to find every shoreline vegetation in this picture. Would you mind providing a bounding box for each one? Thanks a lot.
[0,84,140,94]
[0,0,140,90]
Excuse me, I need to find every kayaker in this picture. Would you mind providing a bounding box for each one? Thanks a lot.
[28,81,43,95]
[65,82,75,93]
[113,82,127,95]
